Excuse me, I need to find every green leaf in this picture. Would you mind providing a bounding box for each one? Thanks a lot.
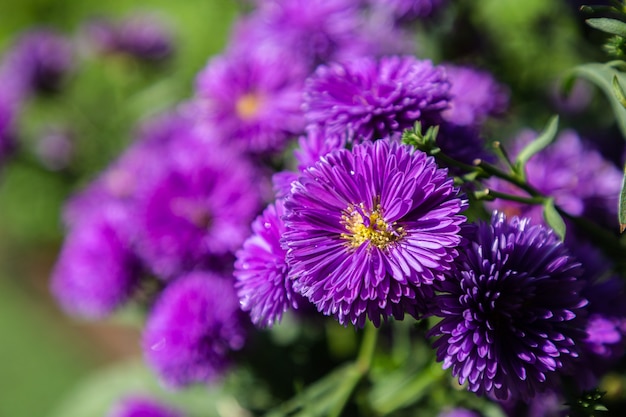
[613,75,626,108]
[543,198,566,241]
[619,164,626,233]
[586,17,626,37]
[569,63,626,140]
[514,115,559,177]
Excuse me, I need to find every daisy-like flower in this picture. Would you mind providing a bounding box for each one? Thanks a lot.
[303,55,450,144]
[235,201,298,327]
[283,139,466,327]
[142,271,248,388]
[107,396,184,417]
[429,213,588,401]
[194,47,307,153]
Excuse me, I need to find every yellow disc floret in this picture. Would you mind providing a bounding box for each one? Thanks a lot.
[341,201,405,250]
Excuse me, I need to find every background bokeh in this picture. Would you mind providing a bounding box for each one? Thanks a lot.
[0,1,238,416]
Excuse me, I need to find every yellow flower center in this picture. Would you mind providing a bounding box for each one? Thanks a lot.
[341,202,405,250]
[235,93,262,120]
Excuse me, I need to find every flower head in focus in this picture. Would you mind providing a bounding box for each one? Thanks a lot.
[429,213,588,401]
[283,139,466,327]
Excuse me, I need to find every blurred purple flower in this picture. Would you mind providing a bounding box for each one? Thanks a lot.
[235,201,299,327]
[283,139,466,327]
[441,64,509,127]
[194,48,307,153]
[303,55,450,144]
[231,0,362,67]
[85,14,173,62]
[50,205,140,319]
[132,130,263,279]
[143,271,248,388]
[108,396,184,417]
[0,28,73,96]
[367,0,447,22]
[487,129,623,228]
[429,213,588,401]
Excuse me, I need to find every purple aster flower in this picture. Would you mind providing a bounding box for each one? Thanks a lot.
[231,0,363,67]
[303,55,450,144]
[84,14,173,62]
[429,212,588,401]
[283,139,466,327]
[486,130,623,228]
[50,204,140,319]
[367,0,447,22]
[441,65,509,127]
[132,131,263,279]
[193,47,307,153]
[143,271,248,388]
[235,201,300,327]
[107,396,184,417]
[1,28,73,96]
[294,125,347,171]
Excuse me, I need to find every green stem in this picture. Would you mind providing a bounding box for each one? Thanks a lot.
[474,159,543,197]
[328,322,379,417]
[372,360,447,415]
[479,189,546,205]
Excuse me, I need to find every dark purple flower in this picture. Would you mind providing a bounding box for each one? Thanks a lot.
[303,55,450,144]
[132,132,263,279]
[1,28,73,96]
[367,0,447,21]
[50,205,139,319]
[142,271,248,388]
[194,47,307,153]
[486,130,622,228]
[85,15,173,62]
[283,139,466,327]
[108,396,184,417]
[441,65,509,127]
[429,212,588,401]
[235,201,300,327]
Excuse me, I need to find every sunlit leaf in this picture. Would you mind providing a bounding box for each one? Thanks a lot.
[586,18,626,37]
[514,116,559,178]
[543,198,566,241]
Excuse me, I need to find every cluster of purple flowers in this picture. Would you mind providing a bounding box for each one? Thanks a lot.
[43,0,626,412]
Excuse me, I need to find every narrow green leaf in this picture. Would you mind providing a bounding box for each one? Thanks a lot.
[619,164,626,233]
[543,198,566,241]
[515,115,559,177]
[586,17,626,38]
[613,75,626,108]
[569,63,626,140]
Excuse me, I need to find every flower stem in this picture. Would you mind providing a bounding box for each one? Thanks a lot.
[328,322,378,417]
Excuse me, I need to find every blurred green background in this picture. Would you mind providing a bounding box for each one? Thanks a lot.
[0,1,239,416]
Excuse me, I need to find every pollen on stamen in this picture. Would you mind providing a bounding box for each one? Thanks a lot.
[340,202,405,249]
